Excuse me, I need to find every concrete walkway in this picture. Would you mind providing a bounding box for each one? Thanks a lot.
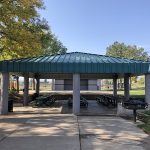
[0,113,149,150]
[0,114,80,150]
[78,116,149,150]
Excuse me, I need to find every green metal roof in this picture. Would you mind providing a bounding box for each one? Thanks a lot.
[0,52,149,74]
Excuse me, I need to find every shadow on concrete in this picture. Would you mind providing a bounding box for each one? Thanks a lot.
[1,103,149,150]
[78,116,149,150]
[0,114,80,150]
[61,100,117,116]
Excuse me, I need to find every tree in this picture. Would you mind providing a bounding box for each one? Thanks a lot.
[0,0,43,59]
[35,18,67,55]
[106,41,149,61]
[0,0,67,60]
[0,0,67,93]
[106,41,150,89]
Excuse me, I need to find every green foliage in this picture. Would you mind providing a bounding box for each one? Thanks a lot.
[106,41,149,88]
[0,0,43,59]
[118,89,145,96]
[106,41,150,61]
[42,32,67,55]
[139,76,145,85]
[138,110,150,134]
[0,0,67,60]
[35,18,67,55]
[9,88,17,94]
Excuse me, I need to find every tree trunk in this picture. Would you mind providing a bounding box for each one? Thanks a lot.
[12,79,15,89]
[16,76,19,93]
[10,79,12,90]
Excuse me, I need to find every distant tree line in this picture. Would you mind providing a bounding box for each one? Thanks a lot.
[106,41,149,61]
[106,41,149,89]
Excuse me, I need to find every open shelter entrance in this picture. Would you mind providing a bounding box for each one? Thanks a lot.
[0,52,150,115]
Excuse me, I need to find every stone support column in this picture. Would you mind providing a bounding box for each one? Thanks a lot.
[0,72,9,114]
[73,74,80,114]
[124,74,130,101]
[23,74,29,106]
[36,78,40,95]
[117,74,130,116]
[145,74,150,108]
[52,79,55,91]
[113,78,117,97]
[32,78,35,91]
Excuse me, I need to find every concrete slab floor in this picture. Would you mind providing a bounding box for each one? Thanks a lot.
[62,100,117,115]
[13,100,117,115]
[0,110,150,150]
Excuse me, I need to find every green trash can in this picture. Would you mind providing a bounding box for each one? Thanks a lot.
[8,99,13,112]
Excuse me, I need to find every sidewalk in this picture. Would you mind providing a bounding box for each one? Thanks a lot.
[0,111,149,150]
[0,114,80,150]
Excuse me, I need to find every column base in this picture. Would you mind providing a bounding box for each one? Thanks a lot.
[116,103,133,116]
[146,104,150,110]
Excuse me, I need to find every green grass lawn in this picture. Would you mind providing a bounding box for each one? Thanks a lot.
[118,89,145,96]
[101,87,145,98]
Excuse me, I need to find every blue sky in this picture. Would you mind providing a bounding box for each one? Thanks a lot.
[39,0,150,55]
